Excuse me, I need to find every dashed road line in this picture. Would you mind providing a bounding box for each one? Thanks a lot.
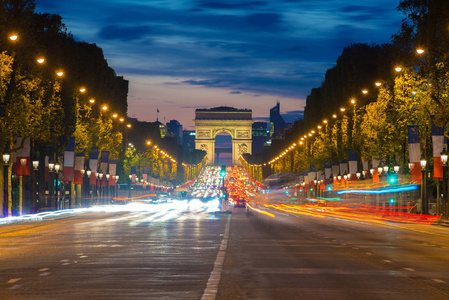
[202,215,231,300]
[432,279,445,283]
[404,268,415,272]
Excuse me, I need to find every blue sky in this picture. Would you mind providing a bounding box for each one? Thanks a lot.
[35,0,403,129]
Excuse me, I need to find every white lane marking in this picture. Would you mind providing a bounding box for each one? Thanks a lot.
[433,279,445,283]
[39,268,49,272]
[383,260,392,263]
[79,256,88,258]
[39,272,51,276]
[77,253,84,255]
[9,284,22,290]
[404,268,415,272]
[202,215,231,300]
[366,252,372,255]
[60,259,69,262]
[7,278,21,284]
[62,263,70,266]
[353,247,359,250]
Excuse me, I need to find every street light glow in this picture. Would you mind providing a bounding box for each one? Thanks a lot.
[79,87,86,93]
[102,105,108,111]
[395,66,402,72]
[362,90,368,94]
[37,57,45,64]
[56,70,64,77]
[89,98,95,104]
[416,48,425,54]
[9,34,18,41]
[375,82,382,87]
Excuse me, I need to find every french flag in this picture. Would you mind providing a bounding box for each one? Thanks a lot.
[13,137,30,176]
[324,161,332,184]
[100,151,109,186]
[407,125,422,181]
[431,116,446,180]
[63,137,75,182]
[109,158,117,186]
[74,150,85,185]
[348,149,358,180]
[131,166,137,184]
[142,166,148,183]
[89,147,99,185]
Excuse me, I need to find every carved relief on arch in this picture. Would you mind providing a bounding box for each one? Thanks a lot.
[238,143,248,156]
[200,144,208,152]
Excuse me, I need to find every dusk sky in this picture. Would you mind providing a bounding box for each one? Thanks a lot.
[35,0,403,130]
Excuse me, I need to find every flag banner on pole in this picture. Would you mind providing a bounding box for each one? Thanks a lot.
[109,158,117,186]
[339,161,348,175]
[308,164,316,183]
[332,163,340,177]
[432,116,445,179]
[407,125,422,181]
[324,161,331,182]
[131,166,136,184]
[74,150,85,184]
[100,151,109,174]
[63,137,76,182]
[317,171,323,180]
[361,157,369,171]
[142,167,148,182]
[13,136,30,176]
[348,149,358,180]
[89,147,99,185]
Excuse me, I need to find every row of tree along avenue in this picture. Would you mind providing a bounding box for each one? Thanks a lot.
[0,0,205,217]
[241,0,449,215]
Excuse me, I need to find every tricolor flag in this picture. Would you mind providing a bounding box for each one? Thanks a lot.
[74,150,85,185]
[13,136,30,176]
[324,161,332,184]
[63,137,75,182]
[339,161,348,176]
[131,166,137,184]
[142,167,148,182]
[431,116,446,179]
[348,149,358,180]
[100,151,109,187]
[407,125,422,181]
[361,157,369,174]
[89,147,99,185]
[109,158,117,186]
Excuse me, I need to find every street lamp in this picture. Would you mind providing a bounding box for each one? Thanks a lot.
[98,172,104,204]
[129,174,132,198]
[441,147,448,218]
[106,173,110,204]
[86,169,92,207]
[394,165,400,173]
[54,164,61,209]
[32,158,39,213]
[3,153,10,216]
[420,158,427,214]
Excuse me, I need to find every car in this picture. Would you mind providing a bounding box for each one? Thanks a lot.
[234,198,246,207]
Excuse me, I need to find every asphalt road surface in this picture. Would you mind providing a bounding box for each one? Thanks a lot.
[2,202,449,299]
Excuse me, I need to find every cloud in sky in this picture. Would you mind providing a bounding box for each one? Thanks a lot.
[35,0,403,129]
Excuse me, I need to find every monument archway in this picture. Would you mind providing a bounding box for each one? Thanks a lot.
[194,106,253,166]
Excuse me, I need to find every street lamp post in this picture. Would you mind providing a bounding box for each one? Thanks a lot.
[128,174,132,198]
[86,169,92,207]
[441,147,448,218]
[98,172,104,204]
[3,153,10,217]
[420,158,427,214]
[32,158,39,213]
[48,162,55,210]
[54,163,61,210]
[106,173,110,204]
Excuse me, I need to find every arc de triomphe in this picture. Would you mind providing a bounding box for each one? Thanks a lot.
[193,107,253,166]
